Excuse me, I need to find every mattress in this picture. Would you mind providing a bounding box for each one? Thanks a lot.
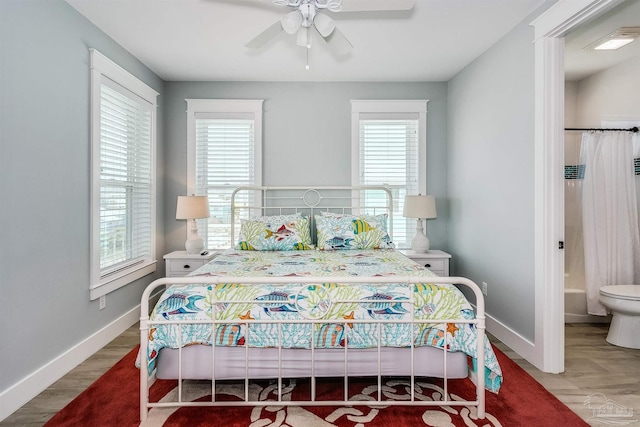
[146,249,503,392]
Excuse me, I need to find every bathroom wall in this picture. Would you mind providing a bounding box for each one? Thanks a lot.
[574,55,640,125]
[563,81,585,293]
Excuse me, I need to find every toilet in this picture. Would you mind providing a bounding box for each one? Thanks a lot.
[598,285,640,349]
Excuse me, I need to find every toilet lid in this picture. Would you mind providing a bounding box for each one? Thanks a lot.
[599,285,640,301]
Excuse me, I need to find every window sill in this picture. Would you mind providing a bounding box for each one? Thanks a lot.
[90,260,157,300]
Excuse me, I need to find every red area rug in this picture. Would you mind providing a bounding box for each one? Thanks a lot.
[44,345,588,427]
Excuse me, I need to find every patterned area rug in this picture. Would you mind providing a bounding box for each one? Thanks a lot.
[142,377,500,427]
[44,345,589,427]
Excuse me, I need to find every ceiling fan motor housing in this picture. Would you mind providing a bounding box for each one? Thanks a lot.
[299,2,317,28]
[274,0,343,12]
[280,0,338,36]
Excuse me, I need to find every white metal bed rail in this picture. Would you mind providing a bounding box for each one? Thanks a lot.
[139,275,486,421]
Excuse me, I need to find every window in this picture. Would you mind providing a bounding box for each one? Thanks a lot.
[90,49,158,300]
[186,99,263,249]
[351,100,427,248]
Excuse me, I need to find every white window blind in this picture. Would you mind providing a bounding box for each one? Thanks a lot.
[99,84,153,272]
[186,100,263,250]
[195,116,256,249]
[90,49,157,299]
[351,101,427,249]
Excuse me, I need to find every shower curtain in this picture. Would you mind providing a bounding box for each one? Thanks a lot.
[581,131,640,316]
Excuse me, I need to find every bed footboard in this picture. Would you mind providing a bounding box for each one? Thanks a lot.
[139,275,486,421]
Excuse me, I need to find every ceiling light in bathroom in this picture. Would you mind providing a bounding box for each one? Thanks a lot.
[585,27,640,50]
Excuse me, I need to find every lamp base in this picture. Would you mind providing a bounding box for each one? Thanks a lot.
[185,237,204,255]
[410,219,430,253]
[185,219,204,254]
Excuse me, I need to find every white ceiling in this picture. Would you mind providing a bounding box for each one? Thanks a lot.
[65,0,548,82]
[64,0,640,82]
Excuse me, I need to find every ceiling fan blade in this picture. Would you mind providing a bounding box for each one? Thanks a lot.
[339,0,415,12]
[245,20,284,49]
[321,26,352,56]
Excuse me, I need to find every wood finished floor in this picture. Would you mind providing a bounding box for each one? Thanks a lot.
[1,323,638,426]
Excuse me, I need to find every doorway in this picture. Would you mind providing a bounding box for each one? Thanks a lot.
[562,1,640,324]
[530,0,630,374]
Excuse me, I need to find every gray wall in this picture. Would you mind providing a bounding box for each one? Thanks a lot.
[164,82,449,253]
[447,18,537,340]
[0,0,165,391]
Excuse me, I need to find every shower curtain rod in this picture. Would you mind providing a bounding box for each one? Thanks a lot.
[564,127,639,133]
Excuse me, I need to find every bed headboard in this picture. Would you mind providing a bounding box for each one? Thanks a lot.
[230,186,393,246]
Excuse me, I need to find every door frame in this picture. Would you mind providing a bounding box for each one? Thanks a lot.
[531,0,625,373]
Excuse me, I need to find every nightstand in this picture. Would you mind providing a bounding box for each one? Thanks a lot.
[399,249,451,276]
[163,250,217,277]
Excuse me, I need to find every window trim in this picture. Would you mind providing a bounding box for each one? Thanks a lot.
[351,100,428,247]
[185,99,264,248]
[89,49,158,300]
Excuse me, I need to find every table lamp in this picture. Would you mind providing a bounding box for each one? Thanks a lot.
[403,194,437,253]
[176,195,210,254]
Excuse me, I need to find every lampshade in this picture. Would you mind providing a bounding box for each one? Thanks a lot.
[176,196,210,220]
[403,195,437,219]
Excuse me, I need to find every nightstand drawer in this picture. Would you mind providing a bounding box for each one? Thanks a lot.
[166,259,206,277]
[164,250,217,277]
[419,259,445,272]
[398,250,451,276]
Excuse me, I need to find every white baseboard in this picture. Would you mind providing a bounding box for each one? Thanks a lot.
[468,301,537,365]
[0,306,140,421]
[485,311,537,363]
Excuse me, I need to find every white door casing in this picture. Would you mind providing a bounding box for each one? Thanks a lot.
[530,0,625,373]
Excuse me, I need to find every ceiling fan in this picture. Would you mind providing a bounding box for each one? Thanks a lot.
[245,0,416,57]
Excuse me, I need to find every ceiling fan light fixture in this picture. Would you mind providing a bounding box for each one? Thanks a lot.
[584,27,640,50]
[313,13,336,37]
[251,0,416,57]
[281,11,303,34]
[297,26,311,48]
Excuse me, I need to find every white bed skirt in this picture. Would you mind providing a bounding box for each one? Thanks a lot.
[156,345,469,380]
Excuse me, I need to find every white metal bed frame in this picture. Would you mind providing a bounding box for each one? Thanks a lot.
[139,186,487,421]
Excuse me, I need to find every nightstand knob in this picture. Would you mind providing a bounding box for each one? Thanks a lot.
[183,264,191,269]
[424,263,431,268]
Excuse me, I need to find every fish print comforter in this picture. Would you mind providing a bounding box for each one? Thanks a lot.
[147,249,503,392]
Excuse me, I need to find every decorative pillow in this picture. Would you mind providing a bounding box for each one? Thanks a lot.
[315,212,394,250]
[236,213,313,251]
